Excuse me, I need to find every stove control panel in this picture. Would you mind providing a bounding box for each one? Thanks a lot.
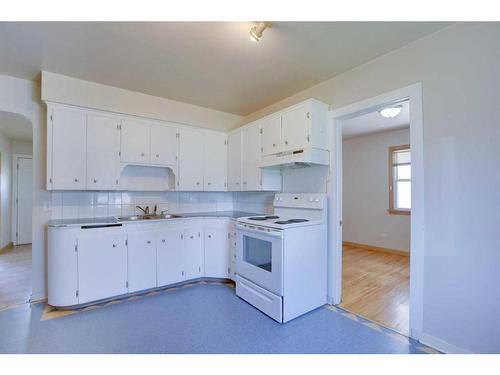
[273,193,326,209]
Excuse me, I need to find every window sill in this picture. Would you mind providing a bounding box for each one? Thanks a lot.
[387,209,411,216]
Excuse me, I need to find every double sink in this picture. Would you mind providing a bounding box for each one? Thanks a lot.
[117,213,183,222]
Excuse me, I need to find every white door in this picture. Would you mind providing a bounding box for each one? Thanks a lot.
[86,114,120,190]
[51,107,87,189]
[204,224,230,278]
[157,228,185,286]
[227,131,242,191]
[120,119,150,164]
[261,115,282,156]
[203,132,227,191]
[150,124,178,166]
[184,228,203,280]
[16,157,33,245]
[178,128,204,190]
[281,103,310,152]
[241,123,262,191]
[127,231,157,292]
[77,228,128,304]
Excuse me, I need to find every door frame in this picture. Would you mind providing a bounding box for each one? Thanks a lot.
[327,83,424,340]
[11,153,33,246]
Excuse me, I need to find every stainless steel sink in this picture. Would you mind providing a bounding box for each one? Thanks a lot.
[117,214,182,222]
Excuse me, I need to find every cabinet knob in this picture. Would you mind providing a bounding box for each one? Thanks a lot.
[285,141,289,145]
[243,181,247,185]
[207,182,211,185]
[190,235,194,239]
[93,179,97,183]
[208,235,212,238]
[236,182,240,185]
[273,143,276,147]
[147,240,151,244]
[74,178,79,182]
[196,182,200,185]
[156,154,159,158]
[141,152,145,157]
[112,244,117,248]
[162,239,166,243]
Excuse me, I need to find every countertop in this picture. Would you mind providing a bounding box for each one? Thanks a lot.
[47,211,260,228]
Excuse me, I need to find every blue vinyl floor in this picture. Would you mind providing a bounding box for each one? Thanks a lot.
[0,281,434,354]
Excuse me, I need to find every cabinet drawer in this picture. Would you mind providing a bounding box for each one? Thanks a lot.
[236,275,282,323]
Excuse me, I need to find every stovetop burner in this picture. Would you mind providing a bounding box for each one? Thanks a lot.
[248,215,280,221]
[274,219,310,225]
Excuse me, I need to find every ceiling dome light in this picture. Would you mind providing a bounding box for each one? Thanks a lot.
[379,105,402,119]
[250,22,270,42]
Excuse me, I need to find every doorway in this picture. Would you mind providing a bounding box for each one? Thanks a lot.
[328,84,424,340]
[0,111,33,310]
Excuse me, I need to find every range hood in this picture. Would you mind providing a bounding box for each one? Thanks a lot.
[259,148,330,169]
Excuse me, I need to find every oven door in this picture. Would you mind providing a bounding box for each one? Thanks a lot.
[236,223,283,295]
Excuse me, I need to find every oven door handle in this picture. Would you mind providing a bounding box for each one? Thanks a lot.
[236,223,283,238]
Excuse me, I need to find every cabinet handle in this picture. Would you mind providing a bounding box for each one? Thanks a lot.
[307,111,310,119]
[112,244,117,248]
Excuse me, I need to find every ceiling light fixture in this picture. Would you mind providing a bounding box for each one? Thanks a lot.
[249,22,270,42]
[379,105,402,119]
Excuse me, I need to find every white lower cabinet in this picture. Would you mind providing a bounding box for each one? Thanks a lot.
[127,231,157,292]
[204,220,230,279]
[77,228,128,304]
[184,227,204,280]
[48,218,237,308]
[157,227,185,286]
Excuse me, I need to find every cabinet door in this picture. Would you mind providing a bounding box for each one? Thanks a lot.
[203,132,227,191]
[86,114,120,190]
[51,107,87,189]
[261,115,282,156]
[127,231,157,293]
[150,124,178,166]
[178,128,204,190]
[157,228,185,286]
[184,228,203,280]
[204,225,230,279]
[227,131,242,191]
[120,119,150,163]
[77,229,128,304]
[281,103,311,152]
[241,124,262,191]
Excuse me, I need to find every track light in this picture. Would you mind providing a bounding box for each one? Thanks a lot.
[249,22,270,42]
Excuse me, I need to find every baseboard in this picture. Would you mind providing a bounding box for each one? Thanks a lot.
[417,332,472,354]
[343,241,409,256]
[0,242,13,254]
[30,292,48,303]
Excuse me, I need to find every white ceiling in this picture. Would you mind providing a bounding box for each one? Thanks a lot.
[0,111,33,141]
[342,101,410,139]
[0,22,449,115]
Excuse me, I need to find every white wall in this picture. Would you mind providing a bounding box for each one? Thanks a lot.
[11,140,33,156]
[343,128,410,252]
[41,72,243,132]
[0,132,12,248]
[241,23,500,353]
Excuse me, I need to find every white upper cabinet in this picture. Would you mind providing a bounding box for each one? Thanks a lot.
[241,123,262,191]
[120,119,151,164]
[86,114,121,190]
[178,128,204,190]
[150,124,178,166]
[280,100,329,152]
[203,131,227,191]
[261,114,282,156]
[227,130,242,191]
[49,106,87,190]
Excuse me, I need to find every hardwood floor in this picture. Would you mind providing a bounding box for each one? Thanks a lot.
[0,244,32,310]
[341,244,409,335]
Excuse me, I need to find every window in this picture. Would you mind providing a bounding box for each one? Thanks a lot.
[388,145,411,215]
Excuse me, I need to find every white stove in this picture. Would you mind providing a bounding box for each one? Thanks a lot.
[235,193,327,323]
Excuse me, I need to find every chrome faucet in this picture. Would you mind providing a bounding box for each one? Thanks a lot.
[136,205,150,215]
